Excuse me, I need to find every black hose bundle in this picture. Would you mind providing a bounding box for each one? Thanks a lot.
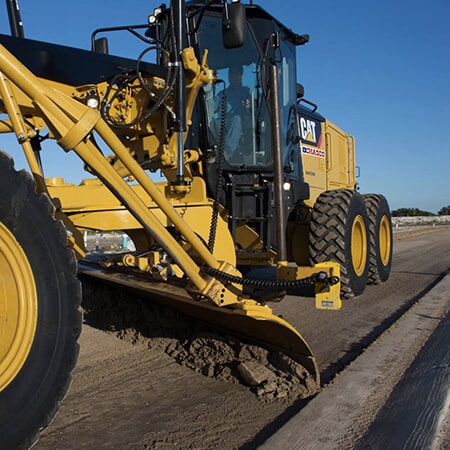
[203,265,339,291]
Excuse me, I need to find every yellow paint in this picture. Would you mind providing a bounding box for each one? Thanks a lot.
[351,214,368,277]
[379,215,392,266]
[0,222,37,391]
[303,119,356,207]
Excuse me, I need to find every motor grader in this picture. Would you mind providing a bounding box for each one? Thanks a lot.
[0,0,392,448]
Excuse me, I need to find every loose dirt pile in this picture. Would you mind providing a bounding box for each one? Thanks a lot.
[81,277,318,402]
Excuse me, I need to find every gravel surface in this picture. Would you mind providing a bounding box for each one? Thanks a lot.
[35,228,450,449]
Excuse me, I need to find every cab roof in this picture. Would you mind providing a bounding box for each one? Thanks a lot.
[186,1,308,45]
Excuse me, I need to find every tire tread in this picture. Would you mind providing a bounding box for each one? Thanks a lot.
[0,150,82,450]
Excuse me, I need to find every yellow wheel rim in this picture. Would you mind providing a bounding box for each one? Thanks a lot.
[379,215,392,266]
[351,214,368,277]
[0,222,37,391]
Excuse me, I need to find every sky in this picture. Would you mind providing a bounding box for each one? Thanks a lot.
[0,0,449,213]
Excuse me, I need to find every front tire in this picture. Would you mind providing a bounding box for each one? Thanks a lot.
[309,190,369,297]
[0,151,82,449]
[363,194,393,284]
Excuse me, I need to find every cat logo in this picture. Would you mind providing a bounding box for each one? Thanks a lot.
[300,117,317,143]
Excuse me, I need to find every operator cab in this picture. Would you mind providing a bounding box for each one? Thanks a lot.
[184,2,310,251]
[189,2,304,173]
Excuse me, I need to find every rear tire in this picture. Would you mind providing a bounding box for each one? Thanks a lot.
[0,151,82,449]
[309,189,369,298]
[363,194,393,284]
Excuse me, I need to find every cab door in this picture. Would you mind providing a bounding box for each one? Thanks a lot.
[324,120,356,191]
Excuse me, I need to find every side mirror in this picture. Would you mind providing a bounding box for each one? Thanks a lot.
[92,37,109,54]
[222,2,245,49]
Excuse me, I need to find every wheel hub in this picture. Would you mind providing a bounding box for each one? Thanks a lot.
[351,214,368,276]
[0,222,38,391]
[379,215,392,266]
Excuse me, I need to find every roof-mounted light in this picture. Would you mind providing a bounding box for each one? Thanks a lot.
[148,4,165,25]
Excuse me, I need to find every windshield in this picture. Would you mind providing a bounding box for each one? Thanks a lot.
[198,15,272,168]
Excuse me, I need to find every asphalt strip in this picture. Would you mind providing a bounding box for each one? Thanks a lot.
[259,273,450,450]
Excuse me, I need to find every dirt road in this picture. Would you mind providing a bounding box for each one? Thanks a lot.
[35,228,450,449]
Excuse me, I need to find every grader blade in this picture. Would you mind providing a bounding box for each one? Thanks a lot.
[78,264,320,387]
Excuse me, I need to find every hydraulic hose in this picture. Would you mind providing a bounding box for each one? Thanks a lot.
[207,83,227,253]
[203,265,339,291]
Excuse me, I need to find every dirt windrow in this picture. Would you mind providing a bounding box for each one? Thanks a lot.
[81,277,319,402]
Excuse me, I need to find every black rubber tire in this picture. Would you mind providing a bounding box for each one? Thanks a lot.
[309,189,370,298]
[0,151,82,449]
[363,194,393,284]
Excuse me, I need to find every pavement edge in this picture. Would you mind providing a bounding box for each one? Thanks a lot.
[259,274,450,450]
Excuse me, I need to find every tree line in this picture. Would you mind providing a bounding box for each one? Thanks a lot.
[392,206,450,217]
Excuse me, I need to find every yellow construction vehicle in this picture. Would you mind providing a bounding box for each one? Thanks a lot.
[0,0,392,447]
